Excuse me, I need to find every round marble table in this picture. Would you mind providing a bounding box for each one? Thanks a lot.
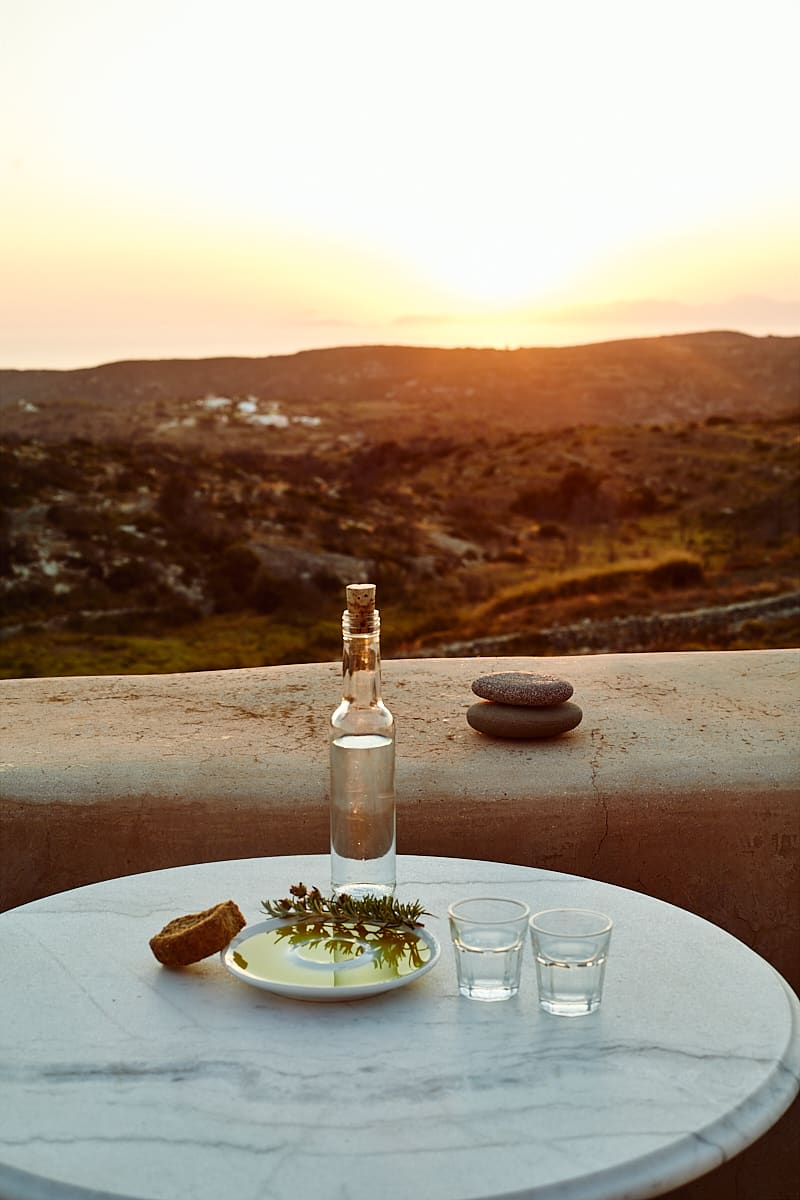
[1,855,797,1200]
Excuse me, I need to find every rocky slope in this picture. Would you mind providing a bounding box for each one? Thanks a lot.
[1,332,797,675]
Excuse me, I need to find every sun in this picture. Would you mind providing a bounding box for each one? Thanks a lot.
[415,230,589,310]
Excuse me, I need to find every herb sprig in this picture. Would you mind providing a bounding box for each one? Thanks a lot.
[261,882,430,930]
[272,921,428,972]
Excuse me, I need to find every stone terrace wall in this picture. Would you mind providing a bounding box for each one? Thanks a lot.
[2,649,798,995]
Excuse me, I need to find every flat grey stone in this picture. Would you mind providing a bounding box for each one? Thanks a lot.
[467,700,583,739]
[471,671,574,707]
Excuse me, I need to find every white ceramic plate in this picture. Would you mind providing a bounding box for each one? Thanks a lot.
[221,915,441,1002]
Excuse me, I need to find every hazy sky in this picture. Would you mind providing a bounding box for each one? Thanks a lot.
[2,0,799,369]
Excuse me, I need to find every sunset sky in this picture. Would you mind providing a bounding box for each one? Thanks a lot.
[2,0,799,369]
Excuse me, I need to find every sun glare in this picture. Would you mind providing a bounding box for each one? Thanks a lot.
[1,0,798,366]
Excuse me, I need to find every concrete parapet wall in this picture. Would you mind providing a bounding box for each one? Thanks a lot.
[2,649,798,992]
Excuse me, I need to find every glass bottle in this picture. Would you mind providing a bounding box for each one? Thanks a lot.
[329,583,396,898]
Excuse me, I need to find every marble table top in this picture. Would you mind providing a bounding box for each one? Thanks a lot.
[1,855,797,1200]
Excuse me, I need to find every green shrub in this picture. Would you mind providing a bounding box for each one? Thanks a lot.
[647,557,704,589]
[537,522,567,540]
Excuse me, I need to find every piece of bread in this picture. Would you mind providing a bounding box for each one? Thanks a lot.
[150,899,246,966]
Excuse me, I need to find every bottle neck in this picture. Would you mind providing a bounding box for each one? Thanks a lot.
[341,610,382,707]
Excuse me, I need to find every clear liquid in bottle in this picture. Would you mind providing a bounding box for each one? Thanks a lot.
[330,733,395,897]
[329,585,396,898]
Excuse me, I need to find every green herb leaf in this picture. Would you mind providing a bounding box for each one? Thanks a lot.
[261,882,430,930]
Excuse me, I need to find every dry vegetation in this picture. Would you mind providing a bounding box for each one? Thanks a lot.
[1,334,798,677]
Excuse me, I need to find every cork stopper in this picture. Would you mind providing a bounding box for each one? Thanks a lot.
[345,582,376,634]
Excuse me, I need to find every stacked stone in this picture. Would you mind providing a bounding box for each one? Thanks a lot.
[466,671,582,739]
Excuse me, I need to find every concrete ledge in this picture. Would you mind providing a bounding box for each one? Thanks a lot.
[2,650,798,994]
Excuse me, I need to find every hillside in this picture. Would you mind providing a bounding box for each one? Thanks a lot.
[1,332,798,446]
[1,332,798,677]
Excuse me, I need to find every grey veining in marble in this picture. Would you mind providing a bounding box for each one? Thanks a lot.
[0,855,797,1200]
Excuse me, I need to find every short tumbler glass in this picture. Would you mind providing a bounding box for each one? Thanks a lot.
[529,908,613,1016]
[448,897,531,1001]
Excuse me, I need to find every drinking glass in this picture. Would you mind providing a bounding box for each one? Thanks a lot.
[529,908,613,1016]
[448,897,531,1001]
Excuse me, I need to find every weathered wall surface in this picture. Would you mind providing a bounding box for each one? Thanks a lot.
[2,649,798,989]
[2,650,798,992]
